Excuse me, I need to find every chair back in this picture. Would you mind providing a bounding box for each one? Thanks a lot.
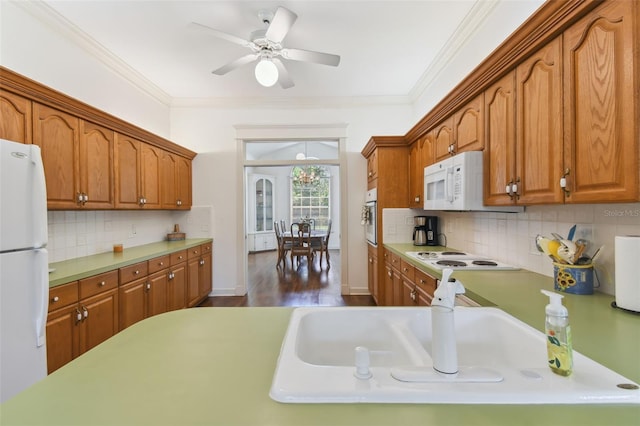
[324,219,332,245]
[290,222,311,248]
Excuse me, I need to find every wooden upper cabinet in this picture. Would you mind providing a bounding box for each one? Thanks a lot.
[161,152,192,209]
[562,0,638,203]
[33,103,81,209]
[115,134,161,209]
[433,117,453,162]
[408,134,433,207]
[140,143,161,209]
[516,36,564,204]
[79,121,114,209]
[115,134,142,208]
[0,90,32,144]
[366,149,378,184]
[484,71,516,206]
[453,94,484,154]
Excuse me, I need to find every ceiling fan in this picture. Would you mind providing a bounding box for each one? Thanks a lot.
[191,6,340,89]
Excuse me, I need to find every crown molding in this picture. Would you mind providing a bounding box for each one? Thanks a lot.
[15,0,172,107]
[408,0,499,104]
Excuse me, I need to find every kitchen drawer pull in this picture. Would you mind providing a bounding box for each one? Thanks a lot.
[159,262,164,266]
[134,270,140,275]
[99,281,106,287]
[52,296,59,303]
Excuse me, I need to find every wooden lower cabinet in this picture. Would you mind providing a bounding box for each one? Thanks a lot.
[367,245,379,304]
[46,271,119,374]
[48,242,213,372]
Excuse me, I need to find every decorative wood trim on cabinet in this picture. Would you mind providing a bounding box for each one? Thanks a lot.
[0,66,195,159]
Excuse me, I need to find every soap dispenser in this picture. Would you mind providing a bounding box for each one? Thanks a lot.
[541,290,573,376]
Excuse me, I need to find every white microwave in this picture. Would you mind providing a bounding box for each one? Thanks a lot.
[423,151,523,212]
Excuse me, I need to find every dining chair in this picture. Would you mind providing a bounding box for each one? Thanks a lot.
[274,222,291,269]
[290,222,313,268]
[312,219,332,269]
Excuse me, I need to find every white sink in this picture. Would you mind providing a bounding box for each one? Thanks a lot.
[270,307,640,404]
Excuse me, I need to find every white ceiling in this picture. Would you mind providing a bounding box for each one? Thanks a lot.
[36,0,501,105]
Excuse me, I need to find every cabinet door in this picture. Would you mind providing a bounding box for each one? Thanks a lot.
[78,288,119,355]
[33,103,80,209]
[408,140,422,207]
[454,94,484,154]
[140,144,161,208]
[147,270,168,318]
[563,0,637,203]
[422,131,435,167]
[516,37,564,204]
[0,90,32,144]
[160,151,177,208]
[119,277,148,331]
[176,156,192,209]
[433,118,454,162]
[187,257,201,307]
[199,252,213,300]
[367,149,378,183]
[484,71,517,206]
[79,121,114,208]
[46,304,80,374]
[115,134,142,208]
[167,263,186,311]
[368,248,379,304]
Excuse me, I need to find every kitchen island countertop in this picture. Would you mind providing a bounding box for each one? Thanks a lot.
[2,243,638,425]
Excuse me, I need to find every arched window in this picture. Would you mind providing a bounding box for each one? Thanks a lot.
[290,165,330,231]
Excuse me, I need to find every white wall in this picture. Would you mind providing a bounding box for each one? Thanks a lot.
[383,204,640,296]
[0,1,171,137]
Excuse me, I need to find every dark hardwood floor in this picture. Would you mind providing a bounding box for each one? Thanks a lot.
[198,249,376,307]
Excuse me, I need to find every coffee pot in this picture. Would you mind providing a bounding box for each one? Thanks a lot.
[413,216,438,246]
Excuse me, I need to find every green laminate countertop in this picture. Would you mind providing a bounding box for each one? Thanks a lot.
[47,238,213,287]
[2,244,638,425]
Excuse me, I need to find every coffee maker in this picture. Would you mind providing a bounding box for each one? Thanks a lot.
[413,216,438,246]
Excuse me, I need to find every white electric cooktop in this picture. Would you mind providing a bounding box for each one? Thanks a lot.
[406,251,519,271]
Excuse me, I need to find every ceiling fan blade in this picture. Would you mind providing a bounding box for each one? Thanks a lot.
[273,58,294,89]
[280,48,340,67]
[265,7,297,43]
[212,53,259,75]
[190,22,255,49]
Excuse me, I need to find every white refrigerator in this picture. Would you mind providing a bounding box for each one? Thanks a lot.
[0,138,49,402]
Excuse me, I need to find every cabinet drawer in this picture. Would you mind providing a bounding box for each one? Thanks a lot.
[119,261,148,285]
[415,269,436,296]
[80,270,118,299]
[170,250,187,265]
[201,242,212,255]
[48,281,79,312]
[148,255,170,274]
[400,260,415,281]
[187,245,202,260]
[387,250,401,270]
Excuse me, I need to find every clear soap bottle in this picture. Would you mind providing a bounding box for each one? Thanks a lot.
[541,290,573,376]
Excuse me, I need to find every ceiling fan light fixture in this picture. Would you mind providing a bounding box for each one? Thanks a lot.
[255,59,278,87]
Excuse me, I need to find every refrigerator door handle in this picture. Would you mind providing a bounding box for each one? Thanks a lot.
[31,145,48,248]
[34,248,49,347]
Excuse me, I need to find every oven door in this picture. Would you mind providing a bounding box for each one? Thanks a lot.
[364,200,377,246]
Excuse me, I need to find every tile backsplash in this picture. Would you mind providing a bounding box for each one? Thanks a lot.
[383,203,640,295]
[47,207,213,263]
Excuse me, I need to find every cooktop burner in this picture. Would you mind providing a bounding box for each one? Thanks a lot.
[436,260,468,267]
[441,251,467,256]
[472,260,498,266]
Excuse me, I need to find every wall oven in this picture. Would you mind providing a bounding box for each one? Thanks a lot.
[363,188,377,246]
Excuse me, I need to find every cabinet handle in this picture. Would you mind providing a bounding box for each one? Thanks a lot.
[560,168,570,196]
[388,271,392,277]
[368,171,372,177]
[75,308,82,324]
[99,281,106,287]
[177,200,182,206]
[82,306,89,320]
[369,257,373,263]
[76,192,88,205]
[410,289,417,301]
[146,282,151,291]
[178,255,183,260]
[134,270,140,275]
[159,262,164,266]
[52,296,60,303]
[199,259,205,266]
[168,272,174,280]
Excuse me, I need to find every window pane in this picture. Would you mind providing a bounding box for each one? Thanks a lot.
[246,140,338,161]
